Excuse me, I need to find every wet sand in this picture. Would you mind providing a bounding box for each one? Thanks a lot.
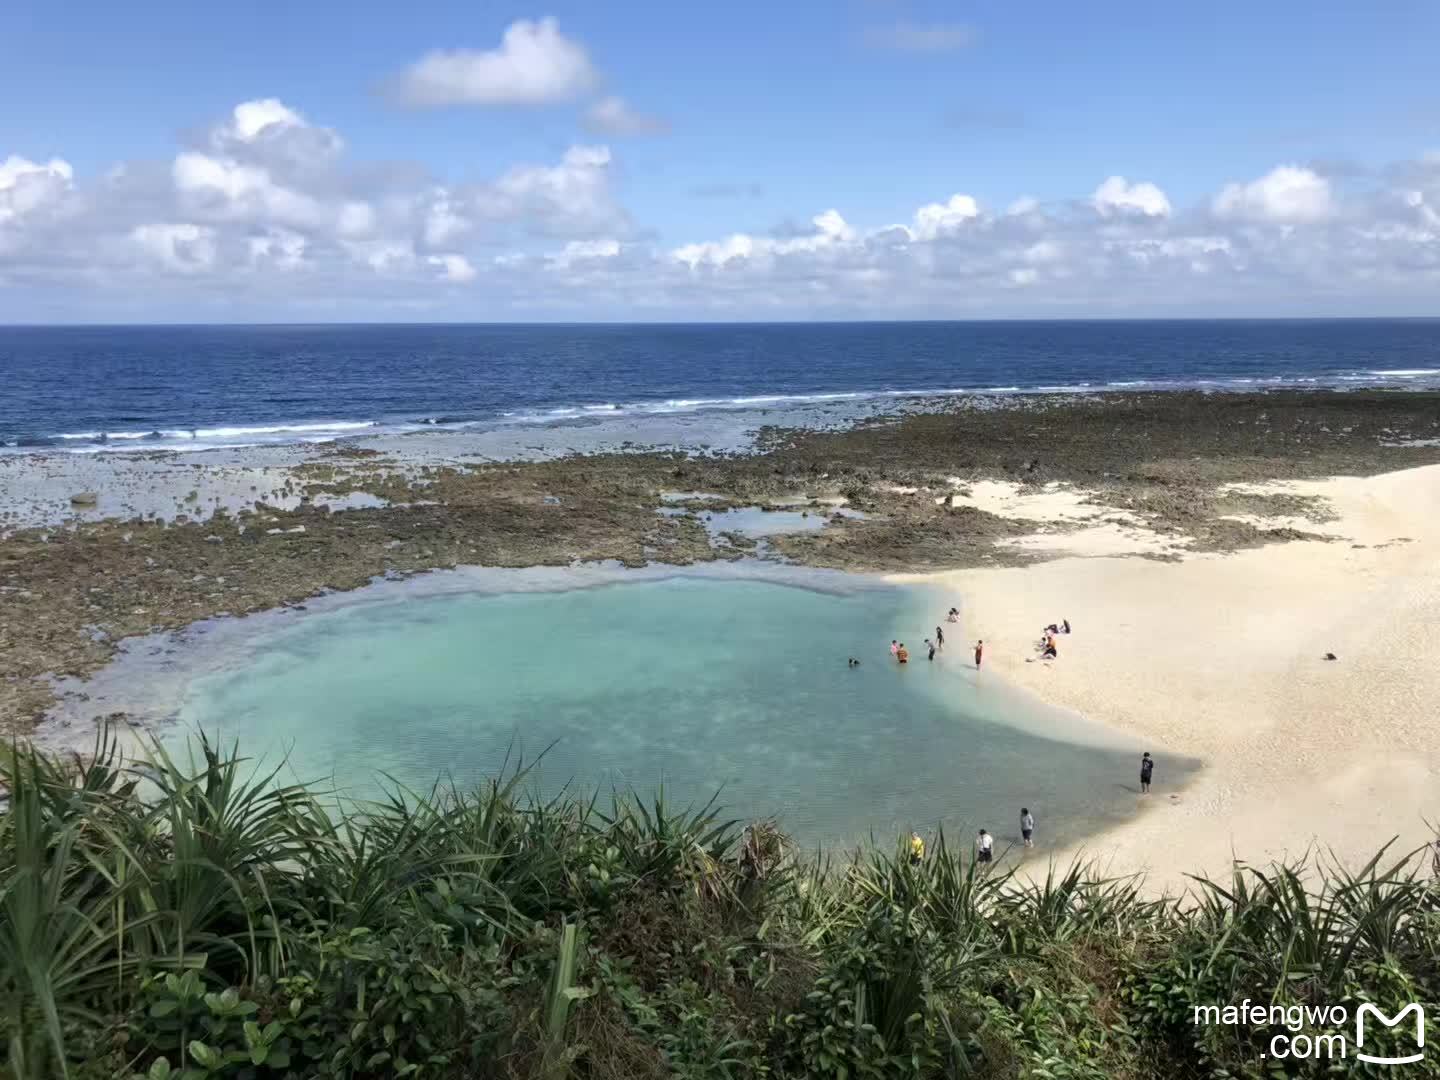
[901,462,1440,893]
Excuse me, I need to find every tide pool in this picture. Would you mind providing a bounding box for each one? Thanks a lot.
[170,572,1180,852]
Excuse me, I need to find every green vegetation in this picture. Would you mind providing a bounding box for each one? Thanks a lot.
[3,728,1439,1079]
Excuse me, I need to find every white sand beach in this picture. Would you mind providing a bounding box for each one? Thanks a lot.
[898,463,1440,894]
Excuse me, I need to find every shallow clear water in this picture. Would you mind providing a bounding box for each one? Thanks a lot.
[175,575,1186,853]
[657,506,866,537]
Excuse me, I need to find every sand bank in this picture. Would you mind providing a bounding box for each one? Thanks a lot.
[897,462,1440,894]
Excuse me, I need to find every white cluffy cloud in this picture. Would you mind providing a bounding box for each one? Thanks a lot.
[5,94,1440,320]
[0,155,74,224]
[1093,176,1172,218]
[395,17,598,106]
[130,223,217,273]
[229,99,303,141]
[1213,165,1333,223]
[672,208,855,269]
[427,253,478,282]
[913,193,980,239]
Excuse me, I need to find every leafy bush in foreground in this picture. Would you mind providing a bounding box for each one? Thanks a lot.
[3,727,1439,1079]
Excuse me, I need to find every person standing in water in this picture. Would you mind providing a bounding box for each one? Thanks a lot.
[1140,752,1154,794]
[925,639,936,662]
[896,643,910,664]
[935,626,944,650]
[973,640,984,669]
[1020,808,1035,848]
[890,640,899,657]
[976,829,994,864]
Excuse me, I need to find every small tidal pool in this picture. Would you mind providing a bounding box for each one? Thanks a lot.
[170,571,1185,853]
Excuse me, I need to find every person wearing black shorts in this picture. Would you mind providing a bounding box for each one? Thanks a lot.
[1020,808,1035,848]
[1140,752,1154,794]
[976,829,994,863]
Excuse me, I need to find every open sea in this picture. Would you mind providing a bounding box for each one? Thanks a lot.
[3,319,1439,454]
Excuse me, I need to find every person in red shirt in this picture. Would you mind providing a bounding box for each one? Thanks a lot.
[896,643,910,664]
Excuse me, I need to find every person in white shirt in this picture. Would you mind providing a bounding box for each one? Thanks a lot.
[976,829,994,863]
[1020,809,1035,848]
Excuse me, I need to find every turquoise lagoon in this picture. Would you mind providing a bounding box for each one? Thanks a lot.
[166,568,1182,853]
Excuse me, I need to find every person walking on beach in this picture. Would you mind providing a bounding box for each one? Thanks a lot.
[935,625,944,650]
[896,643,910,664]
[976,829,994,864]
[925,639,936,661]
[974,640,984,669]
[1140,752,1154,794]
[1020,808,1035,848]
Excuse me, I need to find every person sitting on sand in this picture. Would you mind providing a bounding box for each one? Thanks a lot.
[1042,632,1057,659]
[976,829,994,864]
[1045,623,1059,635]
[1062,618,1071,634]
[896,643,909,664]
[947,608,960,623]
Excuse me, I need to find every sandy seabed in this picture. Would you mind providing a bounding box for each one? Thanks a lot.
[899,463,1440,894]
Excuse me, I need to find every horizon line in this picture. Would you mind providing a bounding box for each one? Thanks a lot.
[4,314,1440,330]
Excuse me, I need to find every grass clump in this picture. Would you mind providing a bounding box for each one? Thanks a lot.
[4,727,1440,1078]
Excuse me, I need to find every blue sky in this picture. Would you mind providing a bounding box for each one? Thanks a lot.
[1,1,1438,320]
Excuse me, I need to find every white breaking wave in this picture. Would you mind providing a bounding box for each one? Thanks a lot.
[51,420,379,443]
[188,421,377,438]
[18,367,1440,457]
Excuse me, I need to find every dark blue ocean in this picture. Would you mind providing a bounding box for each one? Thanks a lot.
[2,320,1438,453]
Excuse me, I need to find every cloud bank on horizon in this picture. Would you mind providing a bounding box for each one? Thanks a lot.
[2,15,1438,321]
